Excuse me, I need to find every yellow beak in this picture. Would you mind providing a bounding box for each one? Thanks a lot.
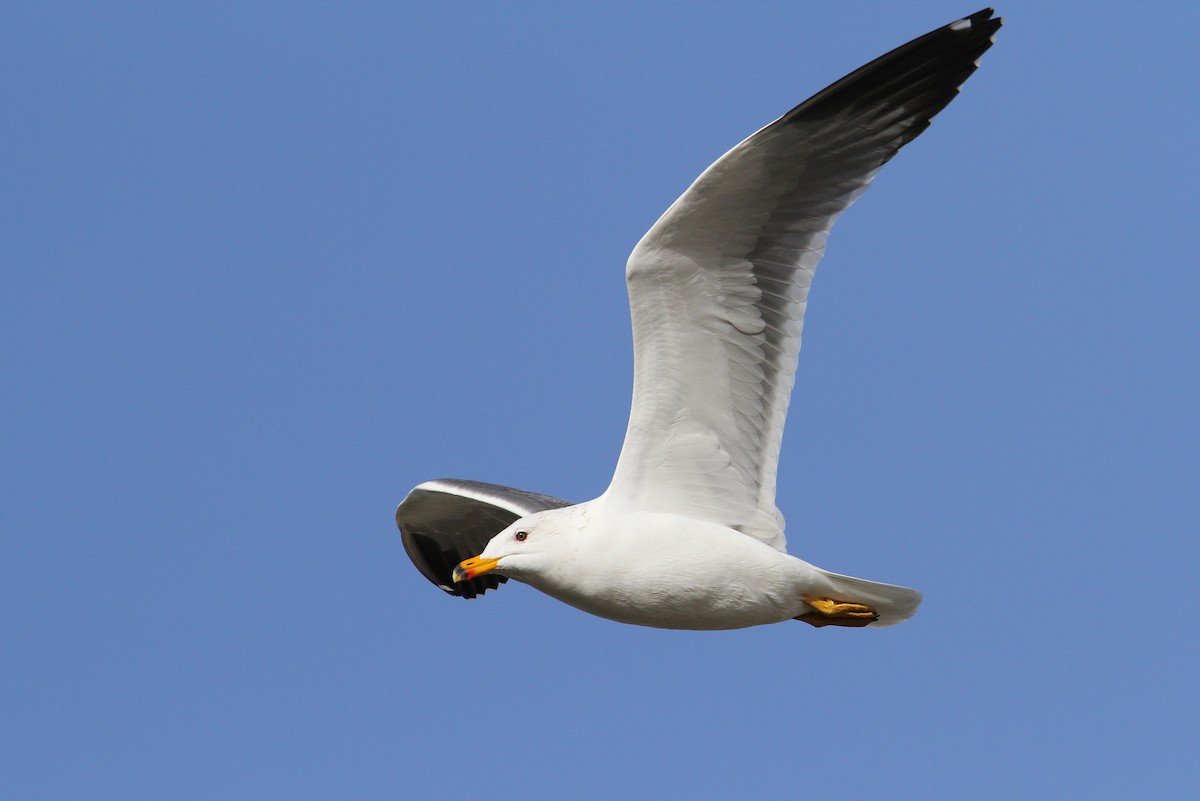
[452,555,501,583]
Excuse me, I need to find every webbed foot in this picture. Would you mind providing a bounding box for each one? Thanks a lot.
[795,595,879,628]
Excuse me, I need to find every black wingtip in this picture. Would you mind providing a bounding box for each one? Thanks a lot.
[396,485,513,599]
[778,7,1002,150]
[400,526,508,599]
[395,479,573,600]
[962,8,999,24]
[957,8,1003,40]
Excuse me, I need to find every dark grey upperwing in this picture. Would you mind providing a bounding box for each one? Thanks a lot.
[395,479,574,599]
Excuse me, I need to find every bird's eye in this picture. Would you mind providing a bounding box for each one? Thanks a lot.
[514,531,529,542]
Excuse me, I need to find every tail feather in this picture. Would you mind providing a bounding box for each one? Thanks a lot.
[817,569,923,627]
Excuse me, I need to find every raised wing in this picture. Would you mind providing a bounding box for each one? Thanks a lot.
[396,479,573,598]
[605,10,1001,550]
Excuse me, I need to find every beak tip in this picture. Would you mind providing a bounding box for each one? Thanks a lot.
[452,555,498,584]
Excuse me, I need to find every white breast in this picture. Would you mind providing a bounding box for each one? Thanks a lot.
[521,507,821,630]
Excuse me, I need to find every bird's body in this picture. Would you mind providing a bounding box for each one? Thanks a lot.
[502,503,806,630]
[459,499,920,630]
[396,9,1001,631]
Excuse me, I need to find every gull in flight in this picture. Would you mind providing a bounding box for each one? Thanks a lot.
[396,10,1001,630]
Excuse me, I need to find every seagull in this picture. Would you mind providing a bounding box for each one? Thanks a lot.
[396,9,1001,630]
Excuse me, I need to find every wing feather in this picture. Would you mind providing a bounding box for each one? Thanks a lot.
[605,10,1001,550]
[395,479,573,598]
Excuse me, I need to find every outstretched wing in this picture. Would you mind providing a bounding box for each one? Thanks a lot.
[605,10,1001,550]
[396,479,573,598]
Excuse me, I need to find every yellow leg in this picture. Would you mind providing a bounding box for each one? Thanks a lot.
[795,595,879,628]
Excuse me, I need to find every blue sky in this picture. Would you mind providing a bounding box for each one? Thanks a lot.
[4,2,1197,798]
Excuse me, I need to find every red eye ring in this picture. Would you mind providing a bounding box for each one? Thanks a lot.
[514,531,529,542]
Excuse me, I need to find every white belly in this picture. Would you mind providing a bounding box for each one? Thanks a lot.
[520,512,822,630]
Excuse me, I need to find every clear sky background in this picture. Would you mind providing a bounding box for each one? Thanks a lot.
[4,2,1197,799]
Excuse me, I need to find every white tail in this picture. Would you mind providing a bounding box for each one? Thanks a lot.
[816,569,923,627]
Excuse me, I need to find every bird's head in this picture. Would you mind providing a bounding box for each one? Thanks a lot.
[451,508,574,585]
